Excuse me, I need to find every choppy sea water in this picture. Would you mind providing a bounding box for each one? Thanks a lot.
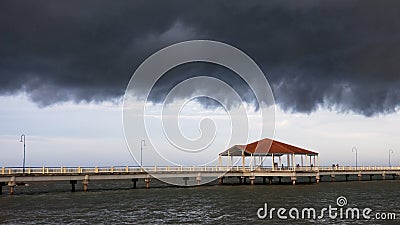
[1,180,399,224]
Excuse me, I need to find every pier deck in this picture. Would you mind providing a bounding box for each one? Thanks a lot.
[1,166,400,194]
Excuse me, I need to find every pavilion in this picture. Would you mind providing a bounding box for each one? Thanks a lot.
[218,137,319,170]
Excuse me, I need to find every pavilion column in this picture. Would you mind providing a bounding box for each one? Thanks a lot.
[301,155,304,167]
[287,154,291,168]
[317,155,320,169]
[227,151,231,167]
[292,153,296,170]
[313,156,316,167]
[309,155,312,166]
[305,154,308,170]
[272,153,275,171]
[278,156,282,169]
[261,156,264,168]
[218,154,222,167]
[241,151,245,171]
[250,154,254,170]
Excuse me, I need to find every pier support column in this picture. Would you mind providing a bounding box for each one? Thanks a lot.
[218,177,224,185]
[132,178,138,189]
[262,177,266,184]
[9,186,15,195]
[83,175,89,192]
[392,174,396,180]
[183,177,190,186]
[0,182,6,195]
[308,176,312,183]
[8,176,16,195]
[369,175,373,181]
[330,174,335,182]
[145,175,151,188]
[249,176,255,185]
[291,176,297,185]
[268,177,273,184]
[196,173,202,185]
[316,174,320,184]
[278,176,282,184]
[382,173,385,180]
[358,173,362,181]
[238,176,243,184]
[70,180,77,192]
[345,175,349,181]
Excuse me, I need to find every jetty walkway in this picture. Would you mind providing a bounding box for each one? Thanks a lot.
[1,166,400,194]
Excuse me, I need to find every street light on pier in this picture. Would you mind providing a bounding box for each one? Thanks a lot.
[140,140,146,167]
[389,149,394,167]
[352,146,358,168]
[20,134,26,173]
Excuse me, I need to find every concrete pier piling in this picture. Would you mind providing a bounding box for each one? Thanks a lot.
[8,176,16,195]
[249,176,255,185]
[183,177,189,186]
[83,175,89,192]
[0,182,5,195]
[145,175,151,188]
[132,178,138,189]
[196,173,202,185]
[291,176,297,185]
[70,180,77,192]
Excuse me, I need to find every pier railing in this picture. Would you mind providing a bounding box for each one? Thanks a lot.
[2,165,400,175]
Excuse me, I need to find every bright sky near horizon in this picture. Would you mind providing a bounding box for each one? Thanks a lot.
[1,94,399,167]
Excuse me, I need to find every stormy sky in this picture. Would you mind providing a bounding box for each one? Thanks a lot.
[1,0,400,116]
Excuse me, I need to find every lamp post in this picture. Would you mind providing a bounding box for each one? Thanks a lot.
[20,134,26,173]
[352,146,358,168]
[389,149,394,167]
[140,140,146,167]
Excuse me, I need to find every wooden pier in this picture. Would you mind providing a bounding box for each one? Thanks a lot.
[1,166,400,194]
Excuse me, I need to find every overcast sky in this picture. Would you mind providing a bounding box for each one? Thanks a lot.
[1,1,400,167]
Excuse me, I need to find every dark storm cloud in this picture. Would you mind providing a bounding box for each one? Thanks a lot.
[1,0,400,116]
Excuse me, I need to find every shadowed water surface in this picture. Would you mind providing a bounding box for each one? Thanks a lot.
[1,180,399,224]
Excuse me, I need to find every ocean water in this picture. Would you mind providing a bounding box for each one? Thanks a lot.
[1,180,399,224]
